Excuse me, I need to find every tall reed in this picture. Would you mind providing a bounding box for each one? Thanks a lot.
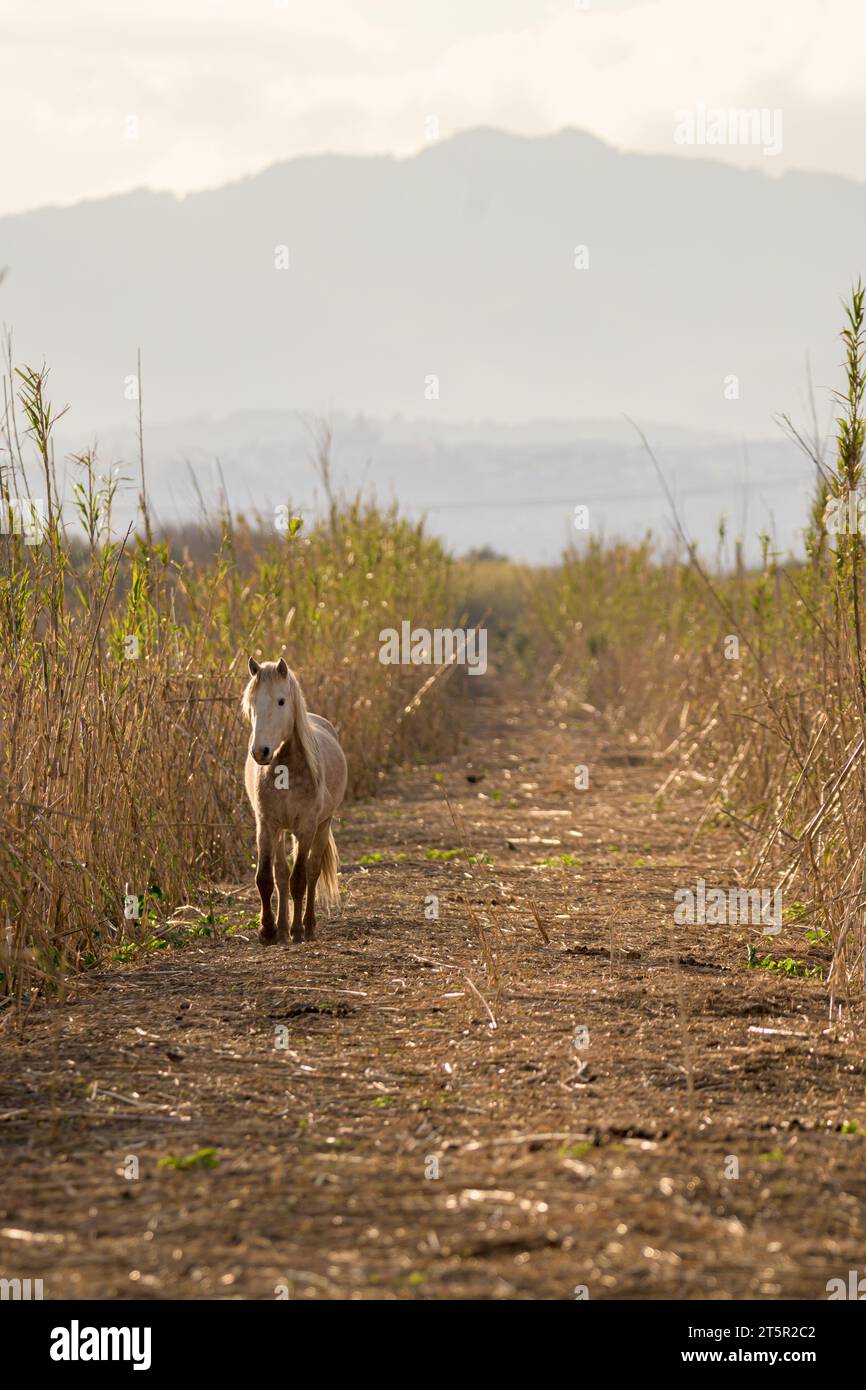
[526,285,866,1003]
[0,363,459,996]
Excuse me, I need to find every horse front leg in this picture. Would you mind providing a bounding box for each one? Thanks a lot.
[256,822,277,944]
[273,831,291,944]
[290,836,310,942]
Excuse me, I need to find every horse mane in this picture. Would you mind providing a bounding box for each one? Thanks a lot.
[242,661,323,792]
[241,674,257,723]
[288,669,324,792]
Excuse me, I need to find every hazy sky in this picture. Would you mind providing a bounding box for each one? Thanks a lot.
[1,0,864,215]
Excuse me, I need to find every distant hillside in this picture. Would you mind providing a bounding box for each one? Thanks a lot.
[29,409,807,566]
[1,127,864,438]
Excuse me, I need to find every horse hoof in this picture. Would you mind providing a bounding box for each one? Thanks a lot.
[275,927,290,945]
[259,925,277,945]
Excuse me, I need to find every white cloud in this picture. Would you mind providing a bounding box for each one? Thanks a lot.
[1,0,864,215]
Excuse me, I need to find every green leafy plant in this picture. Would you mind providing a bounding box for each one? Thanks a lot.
[157,1147,219,1171]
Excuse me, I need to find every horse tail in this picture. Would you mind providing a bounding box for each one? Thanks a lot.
[318,829,340,907]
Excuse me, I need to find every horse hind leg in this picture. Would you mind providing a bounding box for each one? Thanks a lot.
[256,822,277,944]
[303,817,333,938]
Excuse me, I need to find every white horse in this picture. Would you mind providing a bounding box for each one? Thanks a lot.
[242,657,347,943]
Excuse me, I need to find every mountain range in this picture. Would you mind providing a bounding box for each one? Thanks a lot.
[1,127,860,559]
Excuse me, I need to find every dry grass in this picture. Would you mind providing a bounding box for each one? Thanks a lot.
[4,282,866,1024]
[0,367,462,996]
[526,284,866,1007]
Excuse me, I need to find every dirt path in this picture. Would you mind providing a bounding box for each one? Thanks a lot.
[2,683,864,1300]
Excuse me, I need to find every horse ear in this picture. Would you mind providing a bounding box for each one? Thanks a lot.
[248,657,260,677]
[276,657,289,677]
